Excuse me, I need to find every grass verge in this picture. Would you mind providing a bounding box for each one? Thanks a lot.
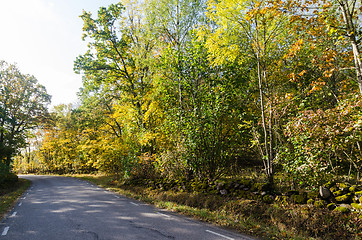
[0,178,31,221]
[72,174,362,240]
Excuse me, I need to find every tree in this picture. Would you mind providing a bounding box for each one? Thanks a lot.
[334,0,362,95]
[74,2,162,177]
[201,0,292,182]
[0,60,50,171]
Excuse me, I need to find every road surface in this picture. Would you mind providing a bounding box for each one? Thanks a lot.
[0,175,255,240]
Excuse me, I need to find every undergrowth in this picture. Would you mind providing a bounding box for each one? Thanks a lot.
[74,174,362,240]
[0,178,31,221]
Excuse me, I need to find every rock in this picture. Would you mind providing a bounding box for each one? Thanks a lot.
[242,179,252,187]
[220,189,228,195]
[216,182,225,191]
[307,191,318,200]
[319,186,332,199]
[275,195,289,204]
[327,203,336,210]
[340,204,351,209]
[351,203,362,210]
[337,182,350,192]
[291,193,307,204]
[325,181,335,188]
[349,185,357,193]
[314,200,326,208]
[250,183,261,192]
[355,191,362,197]
[333,190,344,197]
[285,190,299,196]
[336,194,352,203]
[262,195,273,204]
[261,191,267,196]
[334,206,350,213]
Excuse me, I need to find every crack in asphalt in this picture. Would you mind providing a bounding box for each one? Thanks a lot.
[130,221,175,239]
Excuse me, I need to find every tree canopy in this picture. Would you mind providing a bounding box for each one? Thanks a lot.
[0,60,50,174]
[14,0,362,188]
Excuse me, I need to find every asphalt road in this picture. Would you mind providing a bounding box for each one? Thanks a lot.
[0,175,255,240]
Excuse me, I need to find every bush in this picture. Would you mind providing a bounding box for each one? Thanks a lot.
[281,96,362,189]
[0,173,18,186]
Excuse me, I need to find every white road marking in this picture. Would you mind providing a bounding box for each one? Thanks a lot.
[18,203,22,206]
[115,196,120,198]
[10,212,17,217]
[157,212,171,218]
[1,227,9,236]
[130,202,139,206]
[206,230,235,240]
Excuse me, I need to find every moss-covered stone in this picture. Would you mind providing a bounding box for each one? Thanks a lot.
[335,194,351,203]
[333,190,344,196]
[334,206,350,213]
[250,183,262,192]
[319,186,332,199]
[349,185,357,193]
[307,191,318,200]
[239,179,252,187]
[337,183,350,191]
[250,182,272,192]
[275,195,289,204]
[327,203,336,210]
[351,203,362,210]
[262,195,273,204]
[325,181,335,188]
[330,186,337,193]
[355,191,362,196]
[291,193,307,204]
[314,200,326,208]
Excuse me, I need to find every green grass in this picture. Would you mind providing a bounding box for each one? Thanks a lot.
[72,174,362,240]
[0,178,31,220]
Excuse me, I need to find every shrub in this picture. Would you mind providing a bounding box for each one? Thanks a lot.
[0,173,18,187]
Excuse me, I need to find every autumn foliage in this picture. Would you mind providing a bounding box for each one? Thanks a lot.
[12,0,362,190]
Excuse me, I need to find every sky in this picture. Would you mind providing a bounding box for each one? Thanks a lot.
[0,0,119,108]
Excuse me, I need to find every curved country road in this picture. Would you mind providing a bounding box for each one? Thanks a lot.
[0,175,255,240]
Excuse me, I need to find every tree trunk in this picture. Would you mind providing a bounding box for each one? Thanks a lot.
[350,39,362,95]
[338,0,362,95]
[257,55,273,181]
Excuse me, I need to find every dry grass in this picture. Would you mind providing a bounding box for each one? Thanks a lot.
[73,174,362,240]
[0,178,31,221]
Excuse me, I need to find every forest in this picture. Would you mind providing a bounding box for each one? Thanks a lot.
[1,0,362,206]
[2,0,362,238]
